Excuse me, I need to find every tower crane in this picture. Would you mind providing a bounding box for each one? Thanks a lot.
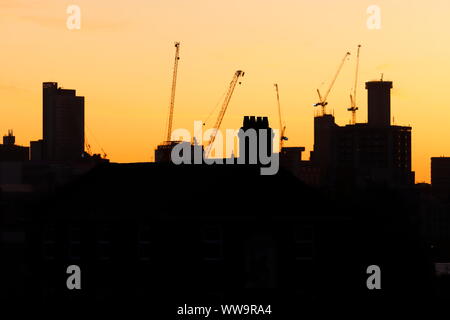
[274,83,288,152]
[85,137,92,156]
[85,128,108,159]
[314,51,351,116]
[164,42,181,143]
[205,70,245,157]
[348,45,361,125]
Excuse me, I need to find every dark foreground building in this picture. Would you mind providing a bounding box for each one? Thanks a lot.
[0,161,433,313]
[0,104,440,314]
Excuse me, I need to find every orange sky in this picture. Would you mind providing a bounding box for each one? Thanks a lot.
[1,0,449,182]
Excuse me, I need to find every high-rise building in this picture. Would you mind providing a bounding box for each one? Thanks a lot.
[308,80,414,188]
[366,81,392,127]
[333,122,413,187]
[431,157,450,197]
[41,82,84,161]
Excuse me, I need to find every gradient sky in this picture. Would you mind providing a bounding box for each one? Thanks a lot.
[1,0,449,182]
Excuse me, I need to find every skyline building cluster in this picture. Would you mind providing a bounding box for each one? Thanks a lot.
[0,80,446,188]
[2,80,450,304]
[286,80,414,189]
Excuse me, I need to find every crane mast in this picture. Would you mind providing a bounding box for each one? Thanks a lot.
[206,70,245,157]
[274,83,288,152]
[165,42,181,142]
[314,51,351,116]
[348,45,361,125]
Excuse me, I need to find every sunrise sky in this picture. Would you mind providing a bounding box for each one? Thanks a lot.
[1,0,449,182]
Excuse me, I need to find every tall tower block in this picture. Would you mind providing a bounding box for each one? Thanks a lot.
[43,82,84,161]
[366,80,392,127]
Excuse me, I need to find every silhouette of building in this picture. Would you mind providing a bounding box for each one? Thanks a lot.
[30,140,44,161]
[155,141,183,163]
[303,80,414,188]
[238,116,274,164]
[431,157,450,198]
[0,130,29,162]
[3,129,15,145]
[16,162,435,307]
[367,80,392,127]
[332,121,413,188]
[32,82,84,161]
[155,116,274,165]
[155,141,204,164]
[280,147,305,167]
[22,163,355,306]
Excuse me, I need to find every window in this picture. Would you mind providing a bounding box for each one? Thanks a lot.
[202,225,223,261]
[96,225,112,260]
[68,226,81,260]
[293,225,314,261]
[42,225,56,260]
[42,276,57,300]
[137,224,153,262]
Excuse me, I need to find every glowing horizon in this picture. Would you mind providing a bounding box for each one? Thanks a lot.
[1,0,449,182]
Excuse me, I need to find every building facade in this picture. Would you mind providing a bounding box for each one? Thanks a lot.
[305,80,414,188]
[41,82,84,161]
[0,130,29,162]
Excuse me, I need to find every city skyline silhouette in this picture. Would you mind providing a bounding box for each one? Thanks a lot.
[1,0,449,182]
[3,0,450,313]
